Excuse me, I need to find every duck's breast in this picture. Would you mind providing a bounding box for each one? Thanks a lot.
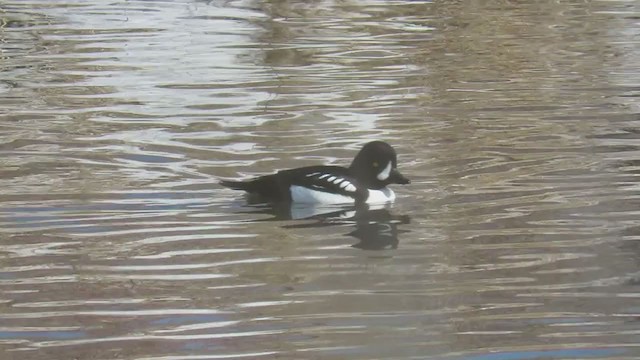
[366,187,395,204]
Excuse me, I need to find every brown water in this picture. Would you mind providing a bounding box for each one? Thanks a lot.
[1,1,640,359]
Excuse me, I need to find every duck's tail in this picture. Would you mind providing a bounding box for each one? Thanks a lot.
[220,174,280,199]
[219,179,253,191]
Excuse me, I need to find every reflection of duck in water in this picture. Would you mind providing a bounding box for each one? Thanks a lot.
[220,141,410,205]
[347,207,410,250]
[246,203,410,251]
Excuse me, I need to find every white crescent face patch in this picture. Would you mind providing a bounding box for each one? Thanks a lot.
[377,162,392,181]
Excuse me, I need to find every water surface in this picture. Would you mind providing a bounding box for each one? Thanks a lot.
[1,0,640,359]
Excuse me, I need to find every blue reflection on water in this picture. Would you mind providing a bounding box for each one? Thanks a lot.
[0,330,85,340]
[461,347,624,360]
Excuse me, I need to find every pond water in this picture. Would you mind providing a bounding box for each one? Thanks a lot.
[1,0,640,359]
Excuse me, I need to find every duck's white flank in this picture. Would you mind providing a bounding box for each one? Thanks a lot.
[290,185,353,204]
[290,185,395,204]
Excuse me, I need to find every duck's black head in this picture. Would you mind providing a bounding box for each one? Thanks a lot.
[349,141,410,189]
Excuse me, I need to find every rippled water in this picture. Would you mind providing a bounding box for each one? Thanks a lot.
[2,0,640,359]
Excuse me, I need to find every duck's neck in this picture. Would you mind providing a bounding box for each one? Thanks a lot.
[349,164,386,190]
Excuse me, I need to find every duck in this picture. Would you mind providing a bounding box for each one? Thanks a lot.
[220,141,410,205]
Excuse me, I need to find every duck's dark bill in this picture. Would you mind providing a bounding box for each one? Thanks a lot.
[390,169,410,184]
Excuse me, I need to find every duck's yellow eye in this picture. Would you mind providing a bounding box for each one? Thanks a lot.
[372,162,378,168]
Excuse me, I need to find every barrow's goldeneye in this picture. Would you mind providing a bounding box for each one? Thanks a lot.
[220,141,410,205]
